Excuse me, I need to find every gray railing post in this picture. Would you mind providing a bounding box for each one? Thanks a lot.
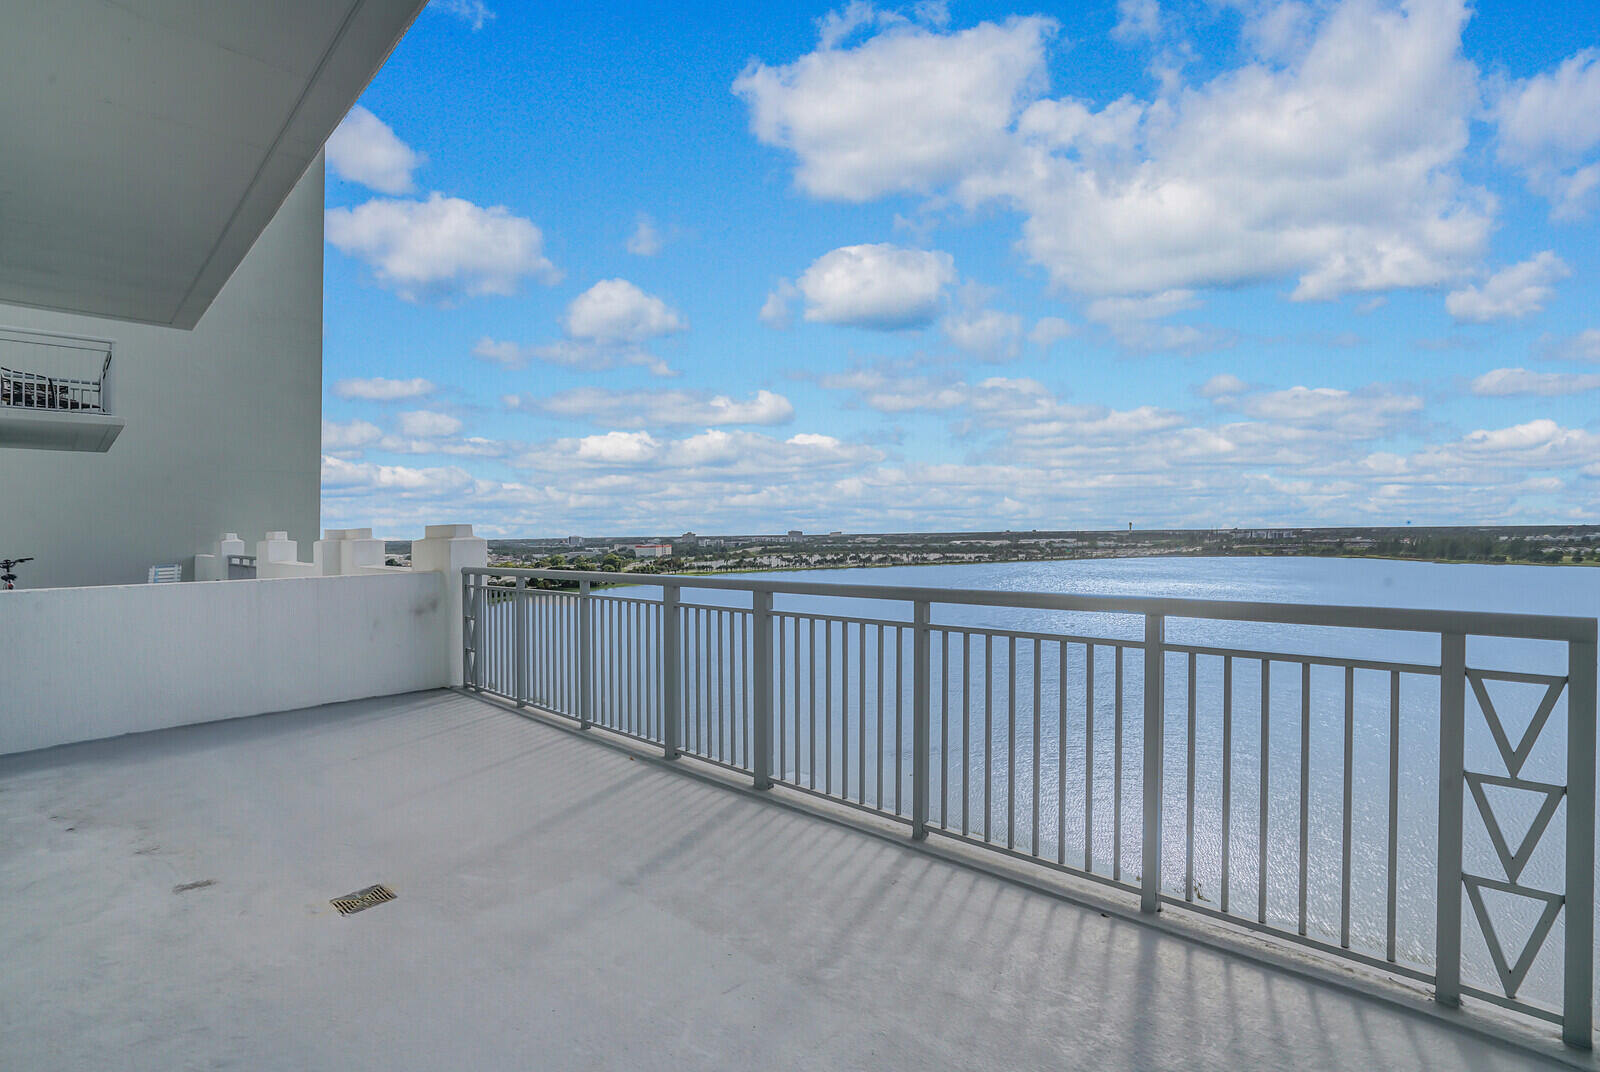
[99,345,113,414]
[912,600,932,841]
[752,590,773,789]
[1141,613,1165,913]
[1435,631,1467,1008]
[578,579,593,731]
[461,572,475,689]
[662,585,682,759]
[513,577,529,706]
[1565,632,1596,1048]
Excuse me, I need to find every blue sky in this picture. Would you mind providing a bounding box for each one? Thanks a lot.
[319,0,1600,537]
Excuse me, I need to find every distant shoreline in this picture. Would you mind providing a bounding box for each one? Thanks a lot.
[668,549,1600,575]
[460,525,1600,581]
[478,548,1600,586]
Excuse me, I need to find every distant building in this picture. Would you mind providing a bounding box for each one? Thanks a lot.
[633,543,672,559]
[566,535,583,547]
[680,531,697,544]
[786,530,803,541]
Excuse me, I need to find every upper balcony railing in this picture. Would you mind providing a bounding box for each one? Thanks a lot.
[0,326,114,414]
[463,567,1598,1049]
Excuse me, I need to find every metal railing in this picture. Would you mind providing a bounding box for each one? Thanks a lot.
[462,567,1598,1047]
[0,326,115,413]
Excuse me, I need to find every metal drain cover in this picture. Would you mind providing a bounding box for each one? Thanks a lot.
[331,884,395,916]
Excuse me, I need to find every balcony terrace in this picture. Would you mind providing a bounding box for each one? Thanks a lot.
[0,687,1581,1071]
[2,542,1596,1069]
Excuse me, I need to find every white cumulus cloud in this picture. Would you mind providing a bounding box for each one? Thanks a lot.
[321,418,382,450]
[796,244,956,329]
[626,214,664,256]
[517,387,795,427]
[430,0,494,31]
[1445,251,1569,323]
[1469,368,1600,398]
[565,279,686,343]
[734,12,1056,201]
[471,281,685,378]
[737,0,1492,303]
[325,193,560,303]
[333,376,436,401]
[1493,48,1600,218]
[1111,0,1161,44]
[395,410,463,438]
[941,307,1024,361]
[326,107,425,195]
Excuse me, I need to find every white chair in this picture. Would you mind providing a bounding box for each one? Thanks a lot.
[146,563,182,583]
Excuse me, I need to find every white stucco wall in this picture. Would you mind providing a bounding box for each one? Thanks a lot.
[0,156,324,590]
[0,571,450,755]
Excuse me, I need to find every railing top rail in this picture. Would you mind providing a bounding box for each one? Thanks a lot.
[464,567,1597,643]
[0,324,116,351]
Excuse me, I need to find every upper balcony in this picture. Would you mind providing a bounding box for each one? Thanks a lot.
[0,326,123,451]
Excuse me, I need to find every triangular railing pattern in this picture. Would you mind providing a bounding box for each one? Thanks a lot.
[1461,671,1569,1001]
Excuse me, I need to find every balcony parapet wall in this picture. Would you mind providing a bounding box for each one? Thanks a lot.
[0,523,487,754]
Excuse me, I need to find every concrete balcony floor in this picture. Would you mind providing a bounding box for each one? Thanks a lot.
[0,689,1580,1071]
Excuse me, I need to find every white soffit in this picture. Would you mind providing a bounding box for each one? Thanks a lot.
[0,0,426,329]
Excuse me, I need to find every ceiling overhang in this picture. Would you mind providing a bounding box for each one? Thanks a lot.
[0,0,426,329]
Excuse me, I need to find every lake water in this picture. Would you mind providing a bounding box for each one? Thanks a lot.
[658,555,1600,1013]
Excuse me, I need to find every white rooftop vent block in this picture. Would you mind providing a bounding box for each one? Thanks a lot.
[0,326,124,452]
[147,564,183,584]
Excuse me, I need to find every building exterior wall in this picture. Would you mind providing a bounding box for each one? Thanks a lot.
[0,157,324,589]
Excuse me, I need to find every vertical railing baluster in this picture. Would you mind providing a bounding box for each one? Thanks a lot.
[912,601,931,840]
[1007,635,1017,851]
[1341,665,1354,948]
[1114,646,1124,882]
[1086,643,1096,872]
[723,614,729,764]
[797,618,805,782]
[894,627,904,814]
[631,602,641,736]
[1222,655,1232,914]
[1259,660,1270,924]
[1058,640,1067,867]
[1186,651,1196,902]
[808,619,817,787]
[826,620,834,796]
[806,620,819,790]
[1435,632,1466,1009]
[984,634,993,843]
[1141,614,1165,914]
[1386,669,1399,962]
[1299,661,1310,937]
[940,629,949,828]
[858,624,867,805]
[702,608,712,754]
[752,591,773,790]
[960,633,972,838]
[1564,632,1596,1048]
[1032,638,1042,857]
[778,615,788,779]
[577,580,592,730]
[877,625,886,810]
[662,587,681,759]
[841,623,851,800]
[514,578,528,705]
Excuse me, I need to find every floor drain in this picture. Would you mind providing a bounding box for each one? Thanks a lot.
[331,884,396,916]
